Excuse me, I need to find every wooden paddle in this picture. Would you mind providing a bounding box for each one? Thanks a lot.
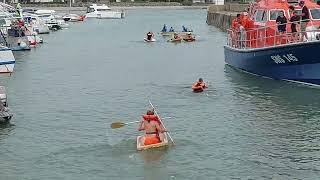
[111,117,172,129]
[111,120,140,129]
[149,100,175,145]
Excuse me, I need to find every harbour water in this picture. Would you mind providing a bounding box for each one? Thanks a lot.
[1,9,320,180]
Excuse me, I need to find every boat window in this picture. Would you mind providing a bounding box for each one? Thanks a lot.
[270,10,285,20]
[87,8,95,13]
[310,9,320,19]
[255,10,267,22]
[262,11,267,21]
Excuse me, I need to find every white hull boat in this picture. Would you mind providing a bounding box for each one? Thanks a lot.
[0,46,15,73]
[86,4,125,19]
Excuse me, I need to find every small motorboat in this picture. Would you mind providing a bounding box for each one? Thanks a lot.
[63,14,85,22]
[144,37,156,42]
[137,133,169,151]
[86,4,125,19]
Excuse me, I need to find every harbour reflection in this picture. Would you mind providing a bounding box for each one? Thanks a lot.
[0,123,15,141]
[224,65,320,169]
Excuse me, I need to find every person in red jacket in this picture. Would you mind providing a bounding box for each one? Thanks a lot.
[138,109,166,145]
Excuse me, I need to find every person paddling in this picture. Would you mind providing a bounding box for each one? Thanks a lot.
[161,24,167,32]
[192,78,208,92]
[146,32,153,40]
[138,109,166,145]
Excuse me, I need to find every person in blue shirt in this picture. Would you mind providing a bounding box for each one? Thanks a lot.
[161,24,167,32]
[182,25,188,32]
[169,27,175,32]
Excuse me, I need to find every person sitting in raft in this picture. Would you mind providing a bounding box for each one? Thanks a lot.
[184,32,194,40]
[192,78,208,89]
[169,27,175,32]
[146,32,153,40]
[138,109,166,145]
[182,25,188,32]
[161,24,167,32]
[172,33,180,40]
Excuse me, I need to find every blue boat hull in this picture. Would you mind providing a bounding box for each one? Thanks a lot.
[224,41,320,85]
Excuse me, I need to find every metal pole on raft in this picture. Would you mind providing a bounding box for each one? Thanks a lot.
[148,100,175,145]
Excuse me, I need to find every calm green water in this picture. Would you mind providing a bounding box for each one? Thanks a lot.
[1,9,320,180]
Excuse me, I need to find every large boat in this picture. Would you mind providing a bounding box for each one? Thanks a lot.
[224,0,320,86]
[0,45,15,73]
[23,14,50,34]
[35,10,69,30]
[86,4,125,19]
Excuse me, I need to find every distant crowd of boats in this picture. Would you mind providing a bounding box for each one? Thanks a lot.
[0,3,125,123]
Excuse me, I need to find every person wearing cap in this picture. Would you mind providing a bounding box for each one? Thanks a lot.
[299,0,310,41]
[182,25,188,32]
[146,32,153,41]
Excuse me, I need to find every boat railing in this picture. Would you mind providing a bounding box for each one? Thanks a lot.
[226,19,320,50]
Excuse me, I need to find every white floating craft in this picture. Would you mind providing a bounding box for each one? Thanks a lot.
[86,4,125,19]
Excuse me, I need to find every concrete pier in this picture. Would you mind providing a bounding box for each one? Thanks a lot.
[206,4,248,31]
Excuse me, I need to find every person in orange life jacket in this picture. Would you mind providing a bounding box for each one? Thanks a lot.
[185,32,194,40]
[231,14,241,47]
[193,78,207,89]
[232,14,241,30]
[138,109,166,145]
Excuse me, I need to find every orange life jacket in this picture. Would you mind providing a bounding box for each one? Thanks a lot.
[193,82,206,89]
[142,114,162,140]
[142,114,160,123]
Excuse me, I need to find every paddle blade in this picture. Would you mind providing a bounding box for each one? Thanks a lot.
[111,122,125,129]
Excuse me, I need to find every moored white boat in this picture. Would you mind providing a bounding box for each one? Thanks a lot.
[0,45,15,73]
[35,11,69,30]
[86,4,124,19]
[23,15,50,34]
[63,14,85,22]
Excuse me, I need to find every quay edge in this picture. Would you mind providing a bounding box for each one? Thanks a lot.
[206,4,248,31]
